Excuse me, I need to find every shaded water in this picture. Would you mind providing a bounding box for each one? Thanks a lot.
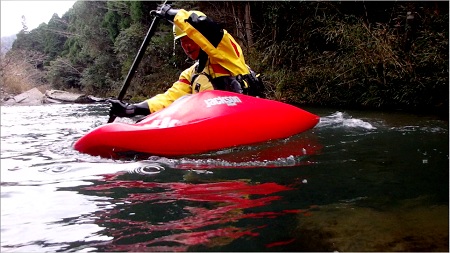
[1,103,448,252]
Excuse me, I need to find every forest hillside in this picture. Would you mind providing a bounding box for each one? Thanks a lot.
[1,1,448,116]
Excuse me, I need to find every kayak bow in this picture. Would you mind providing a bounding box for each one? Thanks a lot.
[74,90,319,158]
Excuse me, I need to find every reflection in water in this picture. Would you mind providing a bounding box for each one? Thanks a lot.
[1,105,448,251]
[83,178,303,251]
[1,183,113,252]
[144,133,323,169]
[113,130,323,167]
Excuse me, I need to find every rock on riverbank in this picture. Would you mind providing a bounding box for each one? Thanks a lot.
[1,88,105,106]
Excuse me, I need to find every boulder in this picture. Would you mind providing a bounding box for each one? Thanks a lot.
[1,88,106,106]
[44,90,106,104]
[2,87,44,106]
[45,90,85,103]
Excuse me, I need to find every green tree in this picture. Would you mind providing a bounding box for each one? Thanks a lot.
[103,1,132,42]
[63,1,119,93]
[43,14,68,62]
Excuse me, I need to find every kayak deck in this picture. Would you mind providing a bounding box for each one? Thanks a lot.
[74,90,320,158]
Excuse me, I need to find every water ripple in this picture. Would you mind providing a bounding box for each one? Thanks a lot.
[129,162,166,175]
[1,103,448,252]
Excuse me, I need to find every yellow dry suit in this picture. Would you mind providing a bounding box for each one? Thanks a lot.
[145,10,264,113]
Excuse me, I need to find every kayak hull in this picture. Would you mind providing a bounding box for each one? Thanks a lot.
[74,90,320,158]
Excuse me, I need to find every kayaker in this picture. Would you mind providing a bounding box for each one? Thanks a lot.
[108,4,265,118]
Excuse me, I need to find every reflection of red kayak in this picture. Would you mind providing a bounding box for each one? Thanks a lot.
[74,90,319,158]
[84,179,302,251]
[175,133,323,169]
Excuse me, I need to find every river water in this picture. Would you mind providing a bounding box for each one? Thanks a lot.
[1,103,448,252]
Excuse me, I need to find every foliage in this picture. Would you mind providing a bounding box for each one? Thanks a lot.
[248,1,448,113]
[0,50,47,94]
[43,14,69,62]
[79,54,119,94]
[45,56,82,90]
[2,1,448,116]
[103,1,132,42]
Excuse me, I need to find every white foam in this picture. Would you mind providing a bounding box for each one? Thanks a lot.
[318,111,376,130]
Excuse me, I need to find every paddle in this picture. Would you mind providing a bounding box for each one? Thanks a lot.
[107,4,165,123]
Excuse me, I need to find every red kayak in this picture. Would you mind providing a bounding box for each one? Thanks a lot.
[74,90,319,158]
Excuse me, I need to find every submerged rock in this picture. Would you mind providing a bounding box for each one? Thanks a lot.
[292,196,448,252]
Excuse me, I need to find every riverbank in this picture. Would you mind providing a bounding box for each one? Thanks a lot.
[2,2,446,119]
[1,88,105,106]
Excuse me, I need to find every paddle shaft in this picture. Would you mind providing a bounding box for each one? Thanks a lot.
[107,16,161,123]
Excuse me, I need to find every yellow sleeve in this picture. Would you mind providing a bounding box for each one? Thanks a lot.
[174,10,249,76]
[145,66,194,113]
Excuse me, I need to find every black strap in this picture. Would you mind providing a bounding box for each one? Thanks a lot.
[195,49,208,73]
[191,71,213,92]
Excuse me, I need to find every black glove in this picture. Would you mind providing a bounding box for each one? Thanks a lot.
[107,99,137,118]
[151,4,179,22]
[108,99,151,118]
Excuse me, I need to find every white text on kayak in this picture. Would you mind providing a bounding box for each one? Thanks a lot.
[204,96,242,107]
[148,117,179,128]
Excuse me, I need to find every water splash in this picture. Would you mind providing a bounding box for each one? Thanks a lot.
[318,112,377,130]
[144,155,308,170]
[90,133,324,169]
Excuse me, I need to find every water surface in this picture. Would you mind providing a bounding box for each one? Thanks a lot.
[1,103,448,251]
